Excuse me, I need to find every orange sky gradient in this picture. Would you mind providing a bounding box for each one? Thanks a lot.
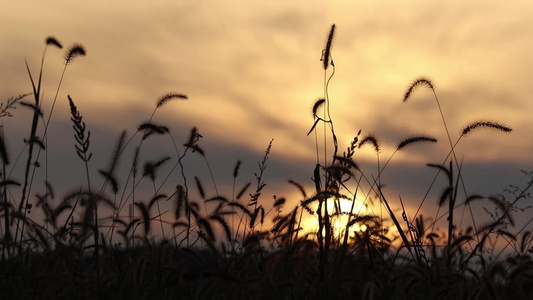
[1,1,532,241]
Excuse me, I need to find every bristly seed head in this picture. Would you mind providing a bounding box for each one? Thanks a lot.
[462,121,512,136]
[323,24,336,70]
[46,36,62,49]
[358,134,380,153]
[403,77,434,102]
[233,160,242,178]
[156,93,188,108]
[397,136,437,150]
[312,98,325,118]
[64,44,86,65]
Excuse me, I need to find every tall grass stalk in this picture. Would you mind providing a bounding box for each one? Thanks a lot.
[16,38,65,255]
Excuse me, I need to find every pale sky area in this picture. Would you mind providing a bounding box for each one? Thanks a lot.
[1,1,532,241]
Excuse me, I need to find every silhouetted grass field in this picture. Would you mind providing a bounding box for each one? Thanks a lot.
[1,26,533,299]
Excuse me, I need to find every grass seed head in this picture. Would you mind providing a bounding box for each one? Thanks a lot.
[359,134,380,153]
[46,36,62,49]
[397,136,437,150]
[233,160,242,178]
[156,92,188,108]
[323,24,336,70]
[312,98,325,118]
[64,43,86,65]
[404,77,434,102]
[462,121,512,136]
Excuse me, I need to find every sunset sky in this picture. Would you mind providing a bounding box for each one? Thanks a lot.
[1,1,532,238]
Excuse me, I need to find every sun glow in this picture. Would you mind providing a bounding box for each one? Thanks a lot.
[301,198,369,238]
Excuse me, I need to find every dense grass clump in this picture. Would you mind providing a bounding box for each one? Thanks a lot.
[1,29,532,300]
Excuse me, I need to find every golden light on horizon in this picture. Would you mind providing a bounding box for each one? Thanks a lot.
[301,197,369,239]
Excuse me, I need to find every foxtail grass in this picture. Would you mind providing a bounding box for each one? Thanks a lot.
[0,31,531,300]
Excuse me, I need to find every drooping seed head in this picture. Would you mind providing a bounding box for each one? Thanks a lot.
[462,121,512,136]
[359,134,380,153]
[209,215,232,242]
[46,36,62,49]
[64,43,86,65]
[312,98,325,118]
[403,77,434,102]
[156,92,188,108]
[397,136,437,150]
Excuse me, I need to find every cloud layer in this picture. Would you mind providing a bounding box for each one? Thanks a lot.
[1,1,532,233]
